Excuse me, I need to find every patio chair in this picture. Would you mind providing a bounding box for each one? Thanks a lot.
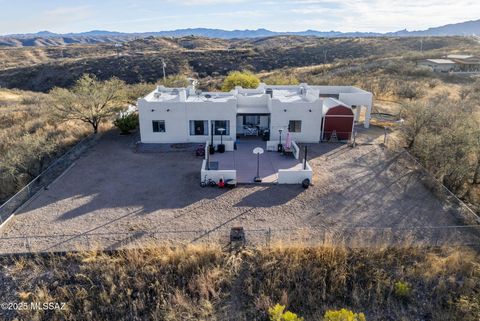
[283,146,294,157]
[243,126,258,136]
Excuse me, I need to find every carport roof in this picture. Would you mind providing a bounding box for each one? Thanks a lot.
[322,97,350,114]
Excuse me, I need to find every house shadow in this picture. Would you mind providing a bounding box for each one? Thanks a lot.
[13,130,227,222]
[234,184,305,208]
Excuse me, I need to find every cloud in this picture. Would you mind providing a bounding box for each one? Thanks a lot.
[1,0,479,35]
[288,0,480,32]
[43,5,94,20]
[166,0,250,4]
[37,5,96,30]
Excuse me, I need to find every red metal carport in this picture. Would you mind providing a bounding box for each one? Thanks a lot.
[322,105,354,141]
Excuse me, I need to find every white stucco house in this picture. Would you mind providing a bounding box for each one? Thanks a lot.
[417,59,456,72]
[137,83,373,145]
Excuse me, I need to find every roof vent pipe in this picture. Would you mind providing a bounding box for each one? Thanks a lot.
[266,88,273,98]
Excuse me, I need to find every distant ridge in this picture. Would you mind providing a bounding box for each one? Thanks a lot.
[1,19,479,47]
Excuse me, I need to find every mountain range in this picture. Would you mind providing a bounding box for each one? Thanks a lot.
[1,19,479,47]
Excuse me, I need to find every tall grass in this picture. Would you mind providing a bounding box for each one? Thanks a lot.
[0,245,478,321]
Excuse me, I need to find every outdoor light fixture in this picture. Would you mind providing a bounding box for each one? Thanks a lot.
[309,109,312,112]
[277,129,283,152]
[218,128,226,153]
[283,109,287,112]
[166,109,170,112]
[253,147,264,183]
[209,122,215,155]
[151,109,155,112]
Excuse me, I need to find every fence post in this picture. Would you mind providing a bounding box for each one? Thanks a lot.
[25,236,31,252]
[267,228,271,246]
[84,234,91,250]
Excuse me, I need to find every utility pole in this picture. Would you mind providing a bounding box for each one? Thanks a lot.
[161,58,166,83]
[323,49,328,64]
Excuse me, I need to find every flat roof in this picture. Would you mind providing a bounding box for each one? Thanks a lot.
[142,83,370,104]
[424,59,456,64]
[447,54,474,59]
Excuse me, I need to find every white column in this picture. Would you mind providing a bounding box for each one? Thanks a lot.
[355,106,361,122]
[364,104,372,128]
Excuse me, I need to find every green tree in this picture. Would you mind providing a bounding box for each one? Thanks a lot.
[49,74,126,134]
[114,113,139,135]
[222,71,260,91]
[323,308,366,321]
[268,304,304,321]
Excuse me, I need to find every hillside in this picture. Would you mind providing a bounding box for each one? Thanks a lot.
[1,19,480,47]
[0,36,478,92]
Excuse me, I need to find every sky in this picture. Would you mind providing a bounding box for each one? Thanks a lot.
[0,0,479,35]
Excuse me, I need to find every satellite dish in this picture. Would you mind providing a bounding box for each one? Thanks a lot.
[253,147,264,155]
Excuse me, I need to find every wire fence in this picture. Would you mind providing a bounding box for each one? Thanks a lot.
[1,125,479,255]
[0,134,99,226]
[383,134,480,225]
[0,225,479,255]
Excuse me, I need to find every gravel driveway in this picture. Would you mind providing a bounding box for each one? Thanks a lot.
[0,128,477,253]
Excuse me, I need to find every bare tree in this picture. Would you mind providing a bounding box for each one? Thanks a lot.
[395,81,424,101]
[49,75,126,133]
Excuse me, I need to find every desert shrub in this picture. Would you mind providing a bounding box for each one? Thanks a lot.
[160,74,190,88]
[0,89,89,201]
[113,113,139,134]
[324,308,366,321]
[268,304,304,321]
[221,71,260,91]
[427,79,440,88]
[400,94,480,203]
[394,281,412,299]
[455,295,480,320]
[263,73,300,85]
[395,81,424,100]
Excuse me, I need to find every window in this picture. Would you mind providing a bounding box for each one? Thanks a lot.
[152,120,165,133]
[288,120,302,133]
[189,120,209,136]
[243,115,260,126]
[213,120,230,135]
